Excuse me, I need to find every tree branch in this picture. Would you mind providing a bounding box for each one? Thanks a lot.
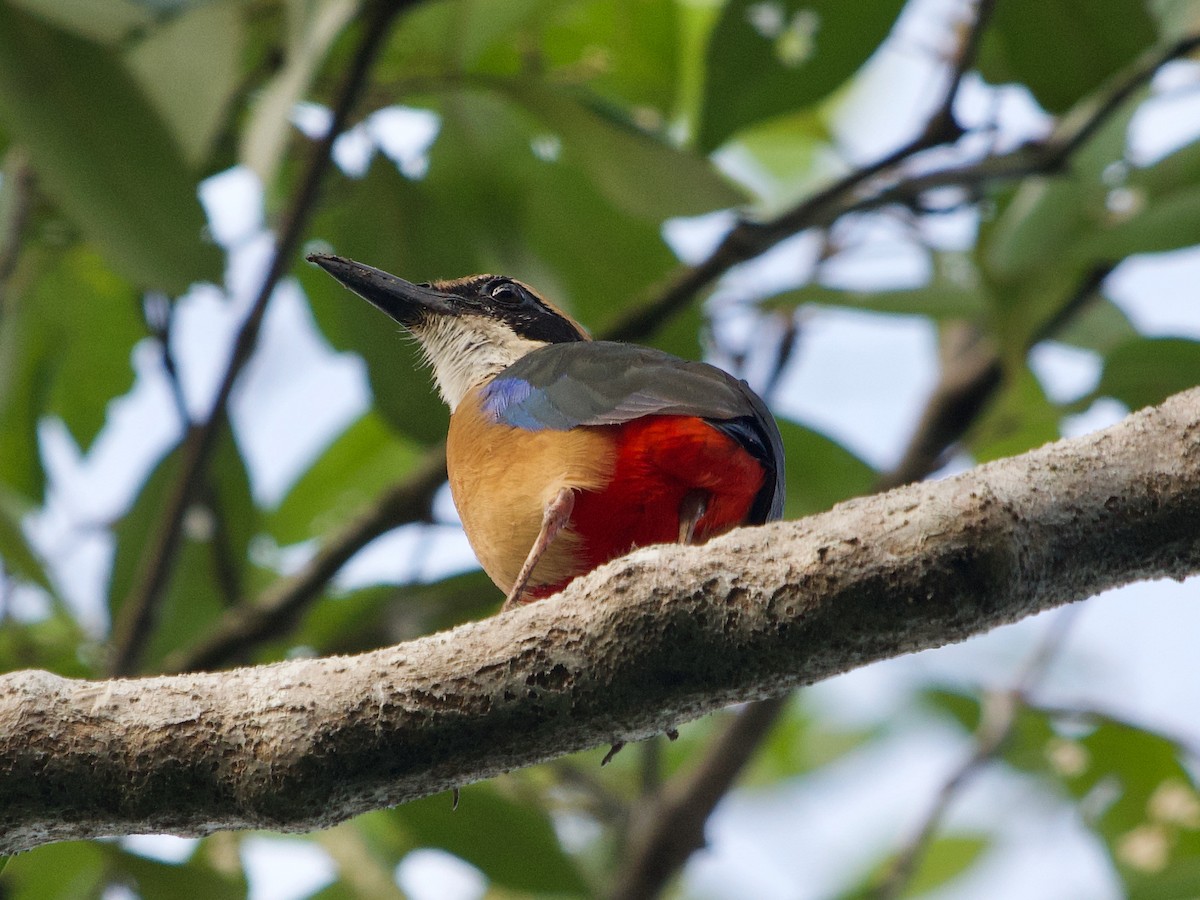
[3,387,1199,854]
[107,0,419,676]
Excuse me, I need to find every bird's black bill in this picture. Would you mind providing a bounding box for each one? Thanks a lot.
[306,253,455,326]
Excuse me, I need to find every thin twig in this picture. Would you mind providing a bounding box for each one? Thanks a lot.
[161,447,446,673]
[852,32,1200,219]
[608,696,789,900]
[871,606,1082,900]
[143,292,191,427]
[108,0,419,676]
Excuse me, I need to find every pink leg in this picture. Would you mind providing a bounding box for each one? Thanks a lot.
[501,488,575,613]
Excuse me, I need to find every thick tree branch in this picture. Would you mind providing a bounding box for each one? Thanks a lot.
[3,387,1199,854]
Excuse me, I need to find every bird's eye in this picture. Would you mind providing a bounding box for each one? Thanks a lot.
[490,281,525,306]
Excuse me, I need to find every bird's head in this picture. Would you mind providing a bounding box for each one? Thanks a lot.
[308,253,589,410]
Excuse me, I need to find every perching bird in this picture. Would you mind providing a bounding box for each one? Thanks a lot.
[308,253,785,612]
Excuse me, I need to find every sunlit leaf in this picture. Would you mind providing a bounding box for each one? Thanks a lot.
[0,840,107,900]
[698,0,905,151]
[241,0,356,186]
[0,5,221,292]
[127,0,245,168]
[904,835,991,897]
[726,108,833,211]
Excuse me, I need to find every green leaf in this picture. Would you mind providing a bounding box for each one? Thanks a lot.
[0,5,220,292]
[777,419,876,518]
[1053,297,1139,354]
[983,86,1140,288]
[391,784,588,895]
[126,0,245,169]
[269,411,424,544]
[101,846,245,900]
[0,488,52,592]
[540,0,681,113]
[0,608,92,676]
[268,571,497,662]
[1095,337,1200,410]
[979,0,1158,114]
[5,0,151,44]
[27,246,145,451]
[923,687,985,733]
[726,108,833,211]
[965,364,1061,463]
[1081,184,1200,259]
[1038,716,1200,894]
[903,835,991,897]
[0,244,144,498]
[745,697,877,786]
[108,432,259,667]
[0,840,107,900]
[930,690,1200,895]
[305,86,680,353]
[377,0,543,78]
[764,281,988,321]
[241,0,356,186]
[0,294,48,500]
[698,0,906,151]
[1129,135,1200,199]
[508,82,745,219]
[300,168,450,446]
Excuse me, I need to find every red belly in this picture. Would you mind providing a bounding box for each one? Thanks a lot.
[527,415,765,598]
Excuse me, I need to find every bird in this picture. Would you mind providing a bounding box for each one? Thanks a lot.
[308,253,785,613]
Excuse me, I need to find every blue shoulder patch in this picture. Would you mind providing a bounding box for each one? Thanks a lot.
[480,377,576,431]
[481,377,532,420]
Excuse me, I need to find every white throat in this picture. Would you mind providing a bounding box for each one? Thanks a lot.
[412,316,546,411]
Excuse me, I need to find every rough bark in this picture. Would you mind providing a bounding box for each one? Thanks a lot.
[3,388,1199,854]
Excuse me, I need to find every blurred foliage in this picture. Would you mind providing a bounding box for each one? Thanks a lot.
[0,0,1199,897]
